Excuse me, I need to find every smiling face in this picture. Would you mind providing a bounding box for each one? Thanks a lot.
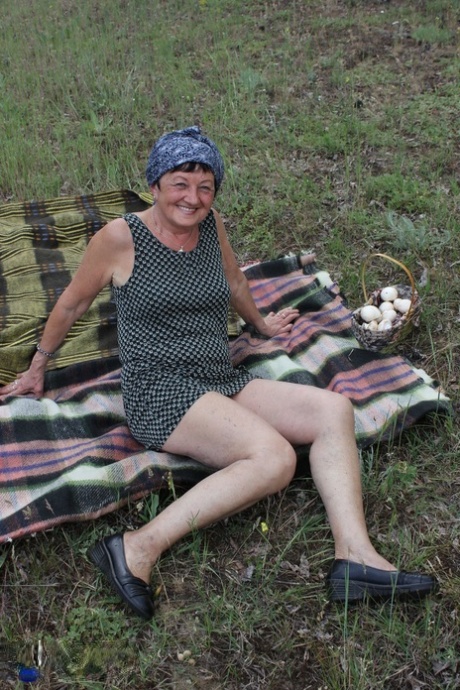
[151,166,216,232]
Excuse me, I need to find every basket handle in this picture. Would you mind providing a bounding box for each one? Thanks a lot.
[360,252,418,318]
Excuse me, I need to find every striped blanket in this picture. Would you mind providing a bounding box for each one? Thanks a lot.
[0,192,450,543]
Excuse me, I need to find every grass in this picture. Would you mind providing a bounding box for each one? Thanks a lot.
[1,0,459,687]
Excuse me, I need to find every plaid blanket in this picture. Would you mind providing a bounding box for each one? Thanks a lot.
[0,193,450,543]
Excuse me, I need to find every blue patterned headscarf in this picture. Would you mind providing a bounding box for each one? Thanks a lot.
[145,126,225,192]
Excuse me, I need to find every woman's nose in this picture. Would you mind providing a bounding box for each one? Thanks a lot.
[184,186,200,204]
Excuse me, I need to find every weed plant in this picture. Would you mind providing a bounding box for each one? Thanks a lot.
[1,0,459,688]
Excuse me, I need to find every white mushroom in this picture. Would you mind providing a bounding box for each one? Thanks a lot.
[381,308,398,323]
[379,301,395,313]
[393,298,411,314]
[360,305,382,323]
[380,286,398,302]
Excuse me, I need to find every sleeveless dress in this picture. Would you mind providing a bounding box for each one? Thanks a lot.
[112,211,255,450]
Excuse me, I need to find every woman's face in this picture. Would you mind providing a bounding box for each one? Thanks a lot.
[152,168,216,230]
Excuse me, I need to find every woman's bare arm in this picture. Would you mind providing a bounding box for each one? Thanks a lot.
[0,218,133,399]
[213,209,299,337]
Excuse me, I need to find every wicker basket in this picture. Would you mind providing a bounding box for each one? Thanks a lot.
[351,253,421,352]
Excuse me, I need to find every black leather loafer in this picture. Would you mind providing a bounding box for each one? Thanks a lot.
[89,534,154,620]
[326,559,438,603]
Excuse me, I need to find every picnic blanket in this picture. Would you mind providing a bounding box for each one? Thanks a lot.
[0,191,450,543]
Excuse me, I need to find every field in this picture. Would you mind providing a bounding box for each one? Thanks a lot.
[1,1,459,688]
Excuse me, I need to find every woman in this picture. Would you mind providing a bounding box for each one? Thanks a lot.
[0,126,437,620]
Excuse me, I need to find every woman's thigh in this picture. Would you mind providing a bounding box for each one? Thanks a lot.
[161,390,292,469]
[232,378,352,446]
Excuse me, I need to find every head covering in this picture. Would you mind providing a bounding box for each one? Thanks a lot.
[145,126,225,192]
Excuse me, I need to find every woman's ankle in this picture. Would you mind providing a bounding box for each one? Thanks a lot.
[123,531,158,583]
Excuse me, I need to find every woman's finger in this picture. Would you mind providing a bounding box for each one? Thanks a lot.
[278,309,298,320]
[0,381,17,398]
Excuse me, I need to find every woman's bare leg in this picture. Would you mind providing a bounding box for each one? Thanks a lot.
[233,379,395,570]
[123,391,297,583]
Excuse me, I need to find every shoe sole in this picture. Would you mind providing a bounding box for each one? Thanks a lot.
[89,540,154,620]
[328,578,436,602]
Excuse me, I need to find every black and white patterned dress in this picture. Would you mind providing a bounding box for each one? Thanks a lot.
[112,211,254,450]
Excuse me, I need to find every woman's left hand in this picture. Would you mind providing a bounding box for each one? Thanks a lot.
[258,307,299,337]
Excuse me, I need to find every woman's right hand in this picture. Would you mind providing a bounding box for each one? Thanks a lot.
[0,366,45,402]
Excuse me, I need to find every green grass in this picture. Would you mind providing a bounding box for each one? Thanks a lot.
[1,0,460,687]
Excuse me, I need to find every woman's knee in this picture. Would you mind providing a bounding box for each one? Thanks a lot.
[333,391,355,423]
[318,390,355,426]
[252,434,297,493]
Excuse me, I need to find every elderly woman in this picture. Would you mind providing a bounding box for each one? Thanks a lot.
[0,127,436,620]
